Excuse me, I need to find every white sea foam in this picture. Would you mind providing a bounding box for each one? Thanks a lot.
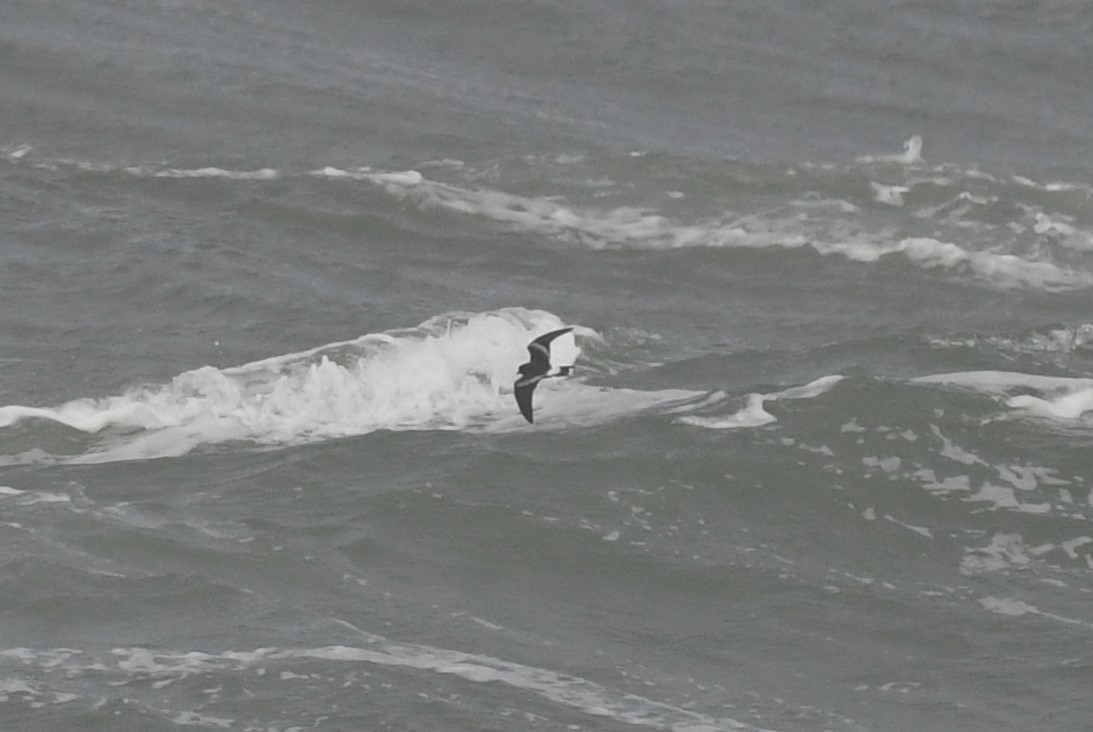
[884,514,933,539]
[153,167,280,180]
[849,422,1080,520]
[0,678,78,707]
[114,165,280,180]
[914,371,1093,421]
[311,165,370,179]
[856,135,924,164]
[6,144,32,160]
[1007,390,1093,420]
[770,374,844,400]
[3,639,776,732]
[340,166,1092,290]
[814,236,1093,290]
[979,596,1038,616]
[678,393,776,430]
[931,324,1093,357]
[915,370,1093,394]
[963,534,1042,574]
[979,597,1093,628]
[678,375,843,430]
[0,309,699,465]
[870,182,910,206]
[9,149,1092,291]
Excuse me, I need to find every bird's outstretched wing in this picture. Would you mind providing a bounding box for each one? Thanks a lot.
[526,327,574,367]
[514,376,541,423]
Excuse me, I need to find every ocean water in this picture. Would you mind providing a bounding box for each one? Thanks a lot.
[2,1,1093,730]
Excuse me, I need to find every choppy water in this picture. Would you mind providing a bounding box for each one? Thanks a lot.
[3,2,1093,730]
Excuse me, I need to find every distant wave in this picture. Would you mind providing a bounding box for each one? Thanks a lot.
[6,140,1093,291]
[929,323,1093,361]
[317,138,1093,292]
[342,175,1092,291]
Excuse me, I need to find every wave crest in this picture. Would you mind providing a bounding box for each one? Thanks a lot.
[0,309,698,465]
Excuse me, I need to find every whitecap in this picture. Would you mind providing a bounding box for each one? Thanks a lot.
[678,375,843,430]
[856,135,924,164]
[150,167,280,180]
[0,309,699,464]
[914,370,1093,421]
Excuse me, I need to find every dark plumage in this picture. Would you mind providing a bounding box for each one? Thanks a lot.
[514,327,574,423]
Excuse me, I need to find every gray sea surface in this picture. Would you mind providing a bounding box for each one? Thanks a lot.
[2,2,1093,730]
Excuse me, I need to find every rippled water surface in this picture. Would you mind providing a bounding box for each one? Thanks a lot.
[3,2,1093,730]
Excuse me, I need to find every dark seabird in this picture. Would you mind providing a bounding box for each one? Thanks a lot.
[514,327,574,423]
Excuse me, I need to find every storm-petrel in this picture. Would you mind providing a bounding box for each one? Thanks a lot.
[514,327,575,423]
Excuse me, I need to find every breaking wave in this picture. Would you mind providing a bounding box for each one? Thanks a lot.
[0,309,699,465]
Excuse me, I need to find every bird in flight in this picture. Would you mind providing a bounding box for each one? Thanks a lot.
[514,327,575,423]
